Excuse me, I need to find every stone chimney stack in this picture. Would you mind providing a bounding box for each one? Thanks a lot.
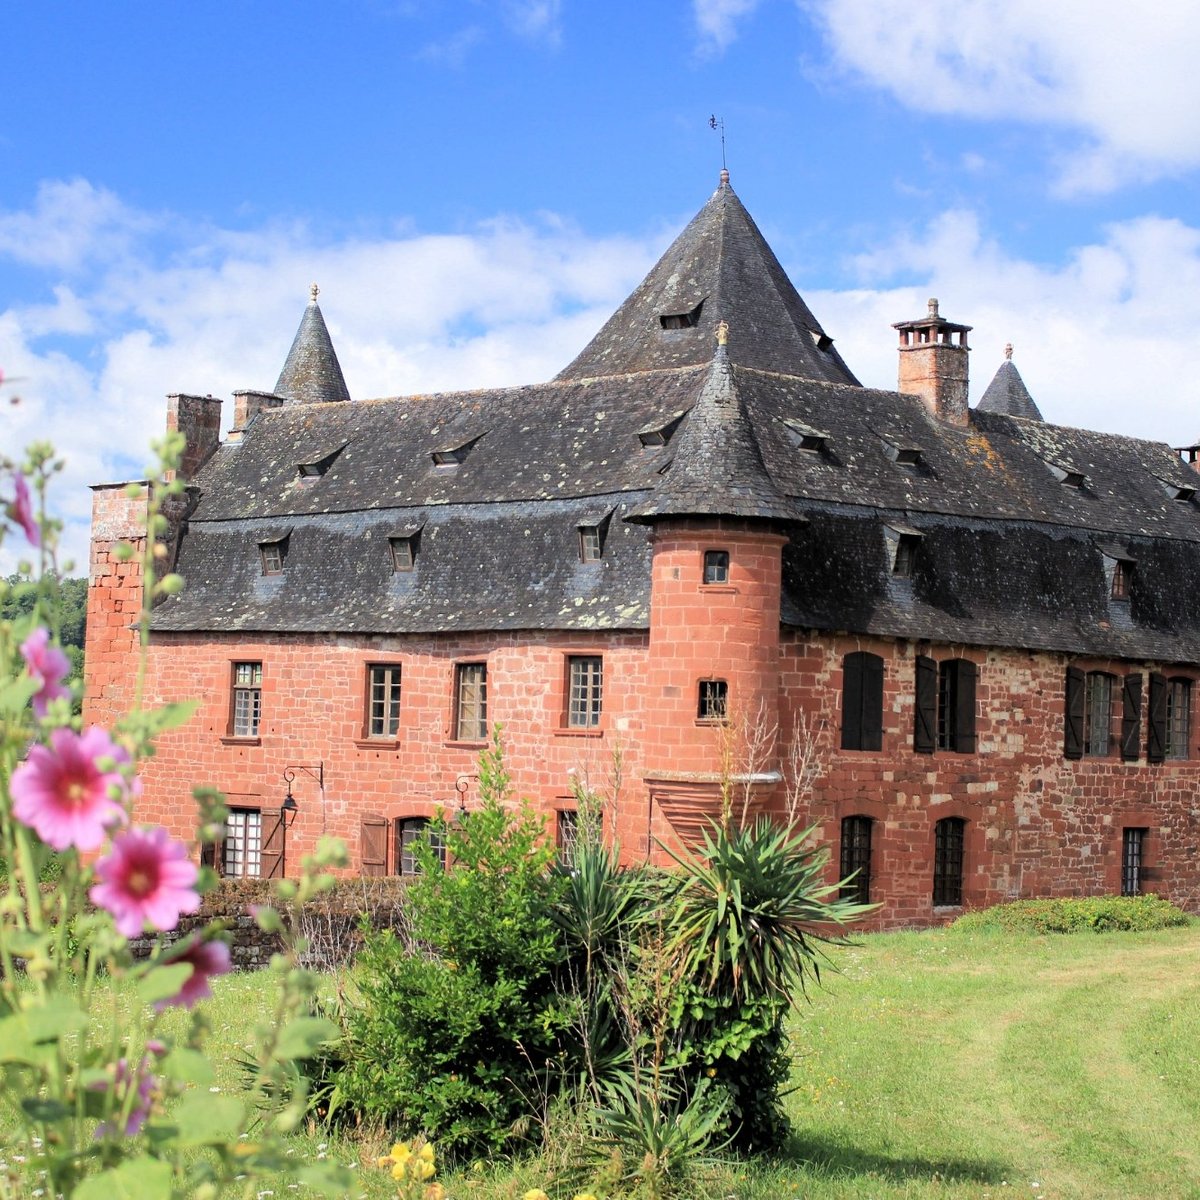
[893,298,972,426]
[165,393,223,479]
[229,390,285,442]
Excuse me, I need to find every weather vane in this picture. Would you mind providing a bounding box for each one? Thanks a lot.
[709,114,727,171]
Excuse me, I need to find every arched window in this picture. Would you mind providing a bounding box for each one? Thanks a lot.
[933,817,966,907]
[839,816,873,905]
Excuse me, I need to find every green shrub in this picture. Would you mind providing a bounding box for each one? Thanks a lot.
[950,894,1191,935]
[335,731,572,1158]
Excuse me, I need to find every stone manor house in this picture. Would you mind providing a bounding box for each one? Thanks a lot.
[84,174,1200,928]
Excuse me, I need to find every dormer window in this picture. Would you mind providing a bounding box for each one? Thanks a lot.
[659,300,704,330]
[882,438,924,469]
[1112,558,1133,600]
[577,511,613,563]
[296,442,347,479]
[637,410,688,448]
[783,418,830,455]
[1046,460,1087,489]
[431,434,485,469]
[1154,473,1197,502]
[258,535,289,576]
[390,537,415,572]
[882,523,923,578]
[808,328,834,352]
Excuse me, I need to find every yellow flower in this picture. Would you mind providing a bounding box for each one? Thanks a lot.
[414,1159,436,1181]
[523,1190,551,1200]
[573,1193,599,1200]
[392,1160,410,1181]
[418,1142,436,1164]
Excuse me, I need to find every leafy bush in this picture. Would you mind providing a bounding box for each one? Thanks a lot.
[950,894,1191,935]
[336,731,572,1158]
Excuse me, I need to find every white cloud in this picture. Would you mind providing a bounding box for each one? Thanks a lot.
[804,0,1200,192]
[692,0,762,52]
[502,0,562,46]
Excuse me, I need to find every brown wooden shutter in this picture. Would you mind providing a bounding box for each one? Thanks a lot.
[1121,673,1142,761]
[1147,672,1167,763]
[952,659,977,754]
[914,655,937,754]
[841,653,864,750]
[361,814,389,876]
[1063,666,1085,760]
[200,837,222,875]
[260,812,284,879]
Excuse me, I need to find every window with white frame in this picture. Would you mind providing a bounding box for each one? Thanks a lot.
[231,662,262,737]
[223,808,262,878]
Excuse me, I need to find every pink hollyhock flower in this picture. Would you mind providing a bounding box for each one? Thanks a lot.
[9,472,39,547]
[155,937,232,1010]
[92,1056,158,1137]
[20,627,72,717]
[90,827,200,938]
[10,726,129,852]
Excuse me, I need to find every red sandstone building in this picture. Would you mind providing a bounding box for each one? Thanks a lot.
[84,176,1200,927]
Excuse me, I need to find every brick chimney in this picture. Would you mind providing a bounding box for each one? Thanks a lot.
[229,389,285,442]
[165,393,223,479]
[893,299,972,426]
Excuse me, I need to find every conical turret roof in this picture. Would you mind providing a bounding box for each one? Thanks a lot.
[977,348,1042,421]
[627,326,800,524]
[556,174,859,386]
[274,285,351,406]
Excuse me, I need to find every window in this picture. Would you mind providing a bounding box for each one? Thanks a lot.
[933,817,965,907]
[697,679,728,721]
[579,526,603,563]
[703,550,729,585]
[1167,678,1191,760]
[367,664,402,738]
[1065,668,1119,758]
[231,662,262,737]
[1121,827,1147,896]
[659,300,704,329]
[396,817,446,876]
[566,656,603,728]
[454,662,487,742]
[557,810,580,867]
[841,651,883,752]
[914,656,976,754]
[259,538,287,575]
[1111,559,1131,600]
[223,808,262,878]
[839,816,872,905]
[390,536,415,572]
[893,535,920,578]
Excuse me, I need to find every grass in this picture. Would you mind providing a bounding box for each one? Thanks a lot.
[139,922,1200,1198]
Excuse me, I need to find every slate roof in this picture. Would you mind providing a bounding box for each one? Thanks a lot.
[274,288,351,406]
[151,178,1200,663]
[977,351,1044,422]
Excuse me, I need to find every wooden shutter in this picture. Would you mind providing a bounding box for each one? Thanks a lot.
[860,653,884,752]
[1147,672,1167,763]
[952,660,977,754]
[841,653,864,750]
[260,812,284,879]
[1063,666,1085,760]
[1121,673,1142,761]
[361,814,389,876]
[200,836,223,875]
[914,655,937,754]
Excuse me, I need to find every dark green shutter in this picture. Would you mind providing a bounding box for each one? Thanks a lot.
[1147,672,1167,763]
[841,653,864,750]
[861,653,884,751]
[1064,666,1085,760]
[952,660,977,754]
[914,655,937,754]
[1121,673,1142,761]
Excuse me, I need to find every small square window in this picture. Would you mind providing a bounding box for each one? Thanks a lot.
[697,679,728,721]
[231,662,262,737]
[367,664,402,738]
[259,540,286,575]
[454,662,488,742]
[579,526,603,563]
[703,550,729,585]
[567,656,603,728]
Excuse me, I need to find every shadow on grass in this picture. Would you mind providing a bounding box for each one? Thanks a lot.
[779,1133,1011,1187]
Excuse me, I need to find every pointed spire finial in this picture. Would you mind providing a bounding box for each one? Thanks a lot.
[1005,342,1013,360]
[716,320,729,347]
[310,282,320,303]
[719,167,730,187]
[927,297,939,319]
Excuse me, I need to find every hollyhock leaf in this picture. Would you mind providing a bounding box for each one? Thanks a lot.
[160,1046,214,1086]
[20,1097,70,1122]
[73,1156,173,1200]
[272,1016,338,1061]
[0,674,39,716]
[296,1164,357,1196]
[140,699,198,736]
[135,962,194,1005]
[153,1091,243,1147]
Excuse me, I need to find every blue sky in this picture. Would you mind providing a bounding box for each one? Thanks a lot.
[4,0,1200,569]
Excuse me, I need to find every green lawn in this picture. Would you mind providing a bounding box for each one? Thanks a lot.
[187,923,1200,1199]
